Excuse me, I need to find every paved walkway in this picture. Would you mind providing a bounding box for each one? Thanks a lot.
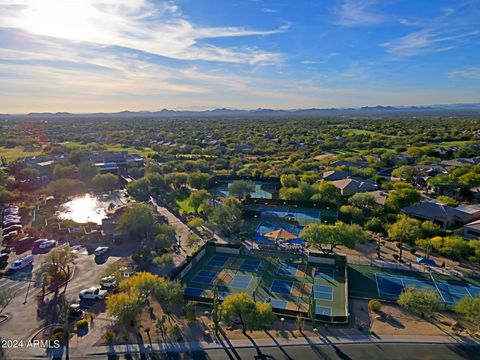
[150,197,196,268]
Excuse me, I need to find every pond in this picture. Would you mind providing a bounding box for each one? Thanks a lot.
[56,192,126,225]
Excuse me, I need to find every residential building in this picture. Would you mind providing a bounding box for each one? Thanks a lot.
[401,201,480,229]
[464,219,480,239]
[330,178,378,195]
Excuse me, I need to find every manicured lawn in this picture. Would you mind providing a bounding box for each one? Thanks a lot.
[0,146,42,162]
[343,129,378,136]
[165,189,203,214]
[60,142,156,157]
[437,140,480,147]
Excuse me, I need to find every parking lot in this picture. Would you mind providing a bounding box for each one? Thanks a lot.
[0,241,137,341]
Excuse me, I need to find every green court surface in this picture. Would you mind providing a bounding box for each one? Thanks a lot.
[348,264,480,307]
[348,264,433,299]
[180,246,348,322]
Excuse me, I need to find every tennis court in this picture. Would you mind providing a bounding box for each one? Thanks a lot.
[314,285,334,301]
[229,274,253,289]
[375,273,436,298]
[316,306,332,316]
[256,205,322,224]
[180,244,348,323]
[277,263,299,276]
[207,255,229,268]
[210,180,277,199]
[192,270,217,284]
[435,279,480,305]
[271,279,294,295]
[240,258,262,271]
[315,267,335,281]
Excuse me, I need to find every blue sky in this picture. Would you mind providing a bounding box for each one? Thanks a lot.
[0,0,479,113]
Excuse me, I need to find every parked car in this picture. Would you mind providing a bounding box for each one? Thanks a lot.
[0,254,8,263]
[3,207,18,214]
[79,287,107,300]
[68,303,83,318]
[3,220,21,228]
[3,230,18,239]
[100,276,118,289]
[15,237,34,252]
[8,254,34,272]
[2,224,22,233]
[39,240,57,249]
[94,246,109,256]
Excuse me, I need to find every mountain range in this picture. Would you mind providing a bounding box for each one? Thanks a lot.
[1,103,480,118]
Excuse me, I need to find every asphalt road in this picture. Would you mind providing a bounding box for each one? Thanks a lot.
[50,343,480,360]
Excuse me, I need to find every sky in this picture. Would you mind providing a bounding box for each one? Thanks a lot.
[0,0,479,113]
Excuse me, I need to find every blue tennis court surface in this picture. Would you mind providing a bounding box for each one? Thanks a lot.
[240,258,262,271]
[315,267,334,280]
[184,287,204,297]
[192,270,217,284]
[270,299,288,309]
[207,255,228,267]
[271,279,293,295]
[315,306,332,316]
[277,263,298,276]
[229,274,253,289]
[435,280,480,305]
[376,273,436,298]
[257,206,320,221]
[314,285,333,301]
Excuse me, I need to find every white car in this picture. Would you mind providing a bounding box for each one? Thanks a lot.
[100,276,118,289]
[94,246,109,256]
[39,240,57,249]
[8,255,34,272]
[79,287,108,300]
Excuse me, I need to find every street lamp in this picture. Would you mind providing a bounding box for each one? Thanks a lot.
[280,317,285,328]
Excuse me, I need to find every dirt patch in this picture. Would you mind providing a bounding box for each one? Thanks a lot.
[370,302,459,336]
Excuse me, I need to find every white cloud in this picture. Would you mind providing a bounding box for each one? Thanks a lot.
[261,8,277,14]
[449,67,480,81]
[336,0,386,27]
[0,0,287,65]
[382,29,480,57]
[382,3,480,58]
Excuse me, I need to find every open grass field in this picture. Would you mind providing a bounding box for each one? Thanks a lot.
[0,146,42,162]
[165,189,204,214]
[180,246,348,322]
[60,142,156,157]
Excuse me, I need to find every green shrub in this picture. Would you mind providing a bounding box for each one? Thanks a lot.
[50,331,65,342]
[368,299,382,312]
[53,327,64,334]
[76,319,88,330]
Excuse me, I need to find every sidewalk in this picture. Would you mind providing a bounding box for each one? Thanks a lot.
[150,197,195,268]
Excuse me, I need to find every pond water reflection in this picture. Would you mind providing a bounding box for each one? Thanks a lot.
[56,193,124,224]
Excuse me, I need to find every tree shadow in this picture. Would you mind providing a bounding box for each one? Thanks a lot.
[242,330,274,360]
[376,311,405,329]
[217,327,242,360]
[265,330,294,360]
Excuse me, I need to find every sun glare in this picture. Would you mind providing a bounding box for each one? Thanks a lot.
[22,0,96,40]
